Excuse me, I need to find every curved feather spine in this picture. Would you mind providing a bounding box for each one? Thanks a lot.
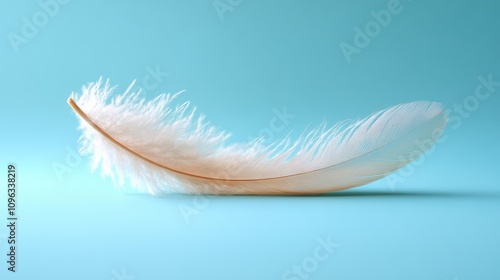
[69,79,448,195]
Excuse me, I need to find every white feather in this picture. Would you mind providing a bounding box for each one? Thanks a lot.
[69,79,448,195]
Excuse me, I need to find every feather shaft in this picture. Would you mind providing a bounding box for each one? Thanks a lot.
[69,80,448,195]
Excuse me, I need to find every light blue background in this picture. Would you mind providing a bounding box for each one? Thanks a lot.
[1,0,499,279]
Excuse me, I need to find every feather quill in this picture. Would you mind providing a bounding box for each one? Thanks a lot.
[68,79,447,195]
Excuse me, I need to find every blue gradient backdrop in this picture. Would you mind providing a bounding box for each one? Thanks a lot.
[1,0,499,279]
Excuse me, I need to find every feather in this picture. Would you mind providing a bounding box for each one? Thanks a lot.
[68,79,448,195]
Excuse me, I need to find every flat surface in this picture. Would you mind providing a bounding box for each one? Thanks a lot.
[1,0,499,279]
[5,176,500,280]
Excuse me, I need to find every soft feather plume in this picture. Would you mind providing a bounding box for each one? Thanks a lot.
[68,79,448,195]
